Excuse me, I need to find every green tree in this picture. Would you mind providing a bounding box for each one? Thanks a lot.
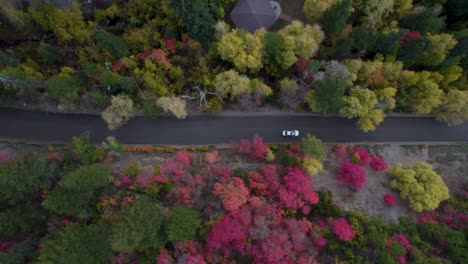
[301,134,326,159]
[388,162,449,212]
[0,158,55,205]
[355,0,394,30]
[172,0,221,45]
[45,75,81,102]
[435,90,468,126]
[350,26,377,52]
[71,133,98,165]
[102,95,135,130]
[0,207,36,237]
[305,77,348,113]
[303,0,337,22]
[95,30,129,59]
[279,21,325,58]
[110,196,165,251]
[36,224,112,264]
[397,35,432,66]
[263,31,297,77]
[42,165,111,219]
[401,6,445,34]
[37,43,61,64]
[320,0,352,37]
[167,206,200,241]
[0,239,35,264]
[397,71,443,114]
[213,70,251,100]
[340,88,385,132]
[415,33,458,66]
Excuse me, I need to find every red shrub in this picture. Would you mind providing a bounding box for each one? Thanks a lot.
[333,144,348,160]
[278,166,319,212]
[390,233,411,250]
[370,156,388,171]
[295,58,310,76]
[248,165,280,198]
[314,236,327,252]
[204,150,219,164]
[207,215,247,254]
[330,217,356,241]
[0,150,9,164]
[164,38,176,53]
[418,212,438,225]
[175,150,192,165]
[337,161,367,190]
[234,134,268,159]
[213,177,250,213]
[384,193,397,207]
[157,249,174,264]
[350,148,371,165]
[400,31,421,46]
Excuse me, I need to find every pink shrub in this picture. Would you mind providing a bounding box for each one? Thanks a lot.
[234,134,267,159]
[135,170,157,188]
[176,150,192,165]
[213,177,249,213]
[333,144,348,160]
[164,38,176,53]
[278,166,319,211]
[337,161,367,190]
[0,150,9,164]
[397,255,407,264]
[418,212,438,225]
[350,148,371,165]
[314,236,327,251]
[157,249,174,264]
[370,156,388,171]
[384,193,397,207]
[330,217,356,241]
[391,233,411,250]
[248,165,280,198]
[207,215,247,254]
[161,160,186,182]
[204,151,219,164]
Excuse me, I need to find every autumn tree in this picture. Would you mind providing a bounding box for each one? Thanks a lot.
[278,21,325,58]
[337,161,367,190]
[95,30,129,59]
[42,165,112,219]
[217,29,264,73]
[263,31,297,77]
[397,71,443,114]
[278,78,305,110]
[157,96,187,119]
[302,157,323,176]
[102,95,135,130]
[305,76,348,113]
[331,217,356,241]
[339,88,384,132]
[213,70,250,100]
[435,90,468,126]
[110,196,165,251]
[303,0,337,22]
[0,157,55,205]
[355,0,394,30]
[388,162,449,212]
[415,33,458,66]
[36,224,112,264]
[172,0,221,45]
[320,0,352,37]
[301,134,326,159]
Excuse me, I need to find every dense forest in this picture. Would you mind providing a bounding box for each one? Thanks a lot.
[0,134,466,263]
[0,0,466,131]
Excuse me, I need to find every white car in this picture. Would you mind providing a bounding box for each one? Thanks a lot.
[282,130,299,137]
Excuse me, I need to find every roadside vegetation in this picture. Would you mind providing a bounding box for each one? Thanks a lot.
[0,134,466,263]
[0,0,466,131]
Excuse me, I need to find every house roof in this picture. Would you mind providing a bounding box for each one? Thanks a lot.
[230,0,277,33]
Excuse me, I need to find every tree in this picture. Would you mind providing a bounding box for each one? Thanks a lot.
[435,90,468,126]
[279,21,325,58]
[320,0,352,37]
[388,162,450,212]
[278,78,305,110]
[397,35,432,66]
[29,1,92,43]
[397,71,443,114]
[156,96,187,119]
[302,157,323,176]
[102,95,135,130]
[213,70,251,100]
[305,77,348,113]
[172,0,221,45]
[71,133,97,165]
[167,206,200,241]
[337,161,367,190]
[330,217,356,241]
[110,196,165,251]
[350,26,377,52]
[339,88,384,132]
[42,165,112,219]
[0,158,55,205]
[401,6,445,34]
[217,29,264,73]
[36,224,112,264]
[303,0,337,22]
[415,33,458,66]
[95,30,129,59]
[301,134,326,159]
[263,32,297,77]
[45,75,80,102]
[355,0,394,30]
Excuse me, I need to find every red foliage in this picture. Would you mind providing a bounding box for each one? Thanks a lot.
[390,233,411,250]
[350,148,371,165]
[295,58,311,76]
[161,160,186,182]
[314,236,327,252]
[418,212,438,225]
[112,59,126,71]
[337,161,367,190]
[157,249,174,264]
[213,177,250,213]
[248,165,280,198]
[400,31,421,46]
[330,217,356,241]
[0,150,9,164]
[278,166,319,212]
[207,215,247,254]
[234,134,268,159]
[0,241,12,253]
[175,150,192,165]
[204,151,219,164]
[370,156,388,171]
[164,38,176,53]
[384,193,397,207]
[397,255,407,264]
[150,49,172,69]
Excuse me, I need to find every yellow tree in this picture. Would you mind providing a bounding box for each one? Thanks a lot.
[339,88,384,132]
[398,71,443,114]
[436,90,468,126]
[279,21,324,58]
[303,0,336,22]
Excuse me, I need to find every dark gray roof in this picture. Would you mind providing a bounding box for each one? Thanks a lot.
[230,0,277,33]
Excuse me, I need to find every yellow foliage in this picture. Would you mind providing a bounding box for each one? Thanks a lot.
[302,157,323,176]
[303,0,337,22]
[279,21,324,58]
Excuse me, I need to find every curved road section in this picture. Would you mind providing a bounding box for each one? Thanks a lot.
[0,108,467,144]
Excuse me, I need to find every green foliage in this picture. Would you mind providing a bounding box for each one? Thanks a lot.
[436,90,468,126]
[0,239,35,264]
[167,206,201,241]
[401,7,445,34]
[355,0,394,30]
[45,75,81,102]
[71,133,98,165]
[446,229,468,263]
[42,165,111,218]
[303,0,337,22]
[263,31,296,77]
[0,157,55,205]
[339,88,384,132]
[203,97,224,113]
[398,36,432,66]
[301,134,326,159]
[320,0,352,37]
[91,90,109,108]
[306,77,348,113]
[95,30,129,59]
[172,0,221,45]
[374,31,406,57]
[309,190,342,217]
[279,21,325,59]
[388,162,450,212]
[37,43,61,64]
[397,71,443,114]
[350,26,377,52]
[415,33,458,66]
[36,224,112,264]
[0,207,36,237]
[110,196,165,251]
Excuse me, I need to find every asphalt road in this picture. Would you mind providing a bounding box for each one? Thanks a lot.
[0,108,467,144]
